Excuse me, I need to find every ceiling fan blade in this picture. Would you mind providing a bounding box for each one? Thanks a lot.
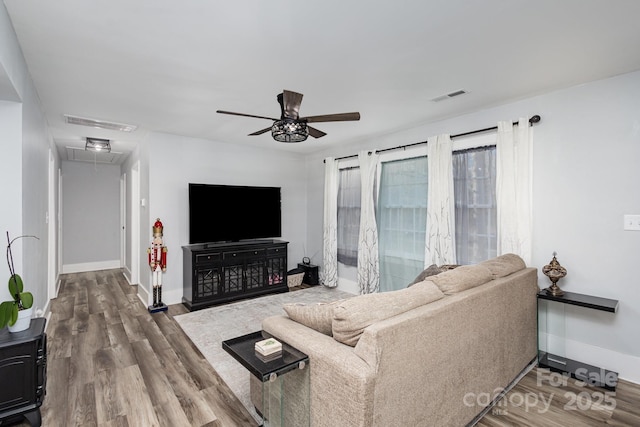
[302,112,361,123]
[279,90,304,119]
[307,126,327,139]
[217,110,278,121]
[248,127,272,136]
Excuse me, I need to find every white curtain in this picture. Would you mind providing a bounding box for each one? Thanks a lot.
[357,151,380,294]
[322,157,339,287]
[496,118,533,265]
[425,134,456,266]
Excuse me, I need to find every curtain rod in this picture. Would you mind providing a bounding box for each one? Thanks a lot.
[325,115,541,163]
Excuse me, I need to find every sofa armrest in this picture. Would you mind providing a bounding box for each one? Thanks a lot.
[260,315,377,427]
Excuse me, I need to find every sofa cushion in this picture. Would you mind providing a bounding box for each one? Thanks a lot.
[332,280,444,346]
[407,264,444,287]
[283,300,345,336]
[429,264,493,295]
[480,253,526,279]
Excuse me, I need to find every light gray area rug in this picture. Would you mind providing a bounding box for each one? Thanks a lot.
[174,286,354,424]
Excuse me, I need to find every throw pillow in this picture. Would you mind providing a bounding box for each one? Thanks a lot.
[480,253,526,279]
[283,300,343,336]
[429,264,493,295]
[332,280,445,346]
[407,264,444,287]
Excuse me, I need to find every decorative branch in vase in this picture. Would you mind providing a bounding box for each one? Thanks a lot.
[0,232,39,332]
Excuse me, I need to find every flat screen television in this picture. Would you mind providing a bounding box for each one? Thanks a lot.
[189,183,282,244]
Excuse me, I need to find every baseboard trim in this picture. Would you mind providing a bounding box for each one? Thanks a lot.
[122,266,132,284]
[136,280,150,307]
[62,260,120,274]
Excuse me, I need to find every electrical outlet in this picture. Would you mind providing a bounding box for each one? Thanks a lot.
[623,214,640,231]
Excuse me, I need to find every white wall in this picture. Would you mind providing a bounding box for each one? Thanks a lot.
[0,100,22,303]
[0,5,58,316]
[120,140,145,286]
[0,6,25,306]
[20,78,56,313]
[141,132,309,306]
[61,160,121,272]
[306,70,640,383]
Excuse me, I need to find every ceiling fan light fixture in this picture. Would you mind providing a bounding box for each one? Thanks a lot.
[271,119,308,143]
[85,137,111,152]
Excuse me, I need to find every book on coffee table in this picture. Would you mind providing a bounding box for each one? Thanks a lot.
[255,338,282,356]
[256,351,282,363]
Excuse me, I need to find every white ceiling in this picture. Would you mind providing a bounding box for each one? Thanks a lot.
[4,0,640,164]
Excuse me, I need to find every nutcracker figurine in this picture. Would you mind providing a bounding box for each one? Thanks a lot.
[147,218,168,313]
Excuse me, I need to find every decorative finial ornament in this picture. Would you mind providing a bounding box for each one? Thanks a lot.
[542,251,567,296]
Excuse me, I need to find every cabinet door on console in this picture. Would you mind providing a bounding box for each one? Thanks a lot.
[245,258,266,292]
[222,249,267,294]
[193,252,223,303]
[194,265,223,302]
[267,245,287,287]
[0,344,35,412]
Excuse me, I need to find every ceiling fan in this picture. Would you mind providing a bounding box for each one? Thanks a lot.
[216,90,360,143]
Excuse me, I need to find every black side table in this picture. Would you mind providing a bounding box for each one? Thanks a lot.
[297,263,319,286]
[0,317,47,426]
[537,290,618,390]
[223,331,309,426]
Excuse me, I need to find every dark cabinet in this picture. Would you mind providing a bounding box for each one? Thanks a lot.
[297,263,319,286]
[0,317,47,427]
[183,240,289,311]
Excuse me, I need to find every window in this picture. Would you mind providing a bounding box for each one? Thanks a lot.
[377,156,428,290]
[453,146,497,265]
[337,167,361,266]
[335,143,497,290]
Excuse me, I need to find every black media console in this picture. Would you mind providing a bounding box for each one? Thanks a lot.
[182,240,289,311]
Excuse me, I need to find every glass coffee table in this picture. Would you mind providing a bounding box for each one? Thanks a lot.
[222,331,310,427]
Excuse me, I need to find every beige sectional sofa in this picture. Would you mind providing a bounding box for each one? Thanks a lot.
[252,254,539,426]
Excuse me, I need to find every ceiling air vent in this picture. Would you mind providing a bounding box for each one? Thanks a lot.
[431,89,469,103]
[64,114,137,132]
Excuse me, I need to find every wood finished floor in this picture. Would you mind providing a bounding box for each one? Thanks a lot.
[21,269,256,427]
[10,269,640,426]
[476,368,640,426]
